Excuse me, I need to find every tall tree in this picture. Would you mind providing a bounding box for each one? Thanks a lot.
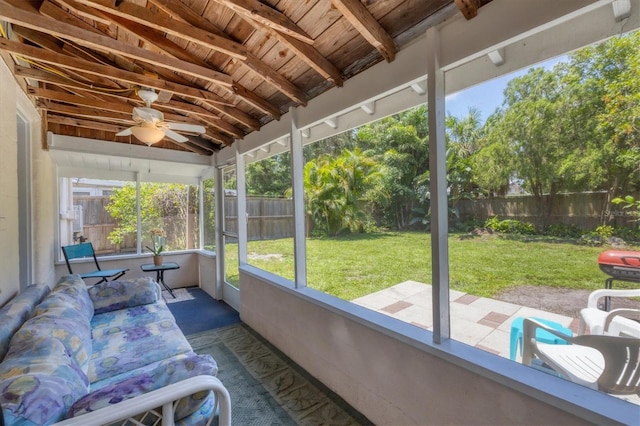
[357,107,429,229]
[477,67,577,228]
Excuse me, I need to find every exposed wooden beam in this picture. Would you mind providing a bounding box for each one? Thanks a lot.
[454,0,480,20]
[38,100,133,123]
[29,86,133,114]
[0,39,237,108]
[330,0,396,62]
[74,0,248,60]
[51,0,112,25]
[274,31,344,87]
[217,0,314,44]
[147,0,308,106]
[11,25,123,91]
[15,66,247,139]
[102,9,281,119]
[47,114,128,133]
[0,0,234,87]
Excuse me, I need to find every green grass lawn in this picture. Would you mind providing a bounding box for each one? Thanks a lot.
[229,231,617,300]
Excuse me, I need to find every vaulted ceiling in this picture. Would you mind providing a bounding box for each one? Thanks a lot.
[0,0,492,155]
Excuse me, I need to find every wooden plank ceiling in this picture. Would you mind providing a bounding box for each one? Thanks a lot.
[0,0,492,155]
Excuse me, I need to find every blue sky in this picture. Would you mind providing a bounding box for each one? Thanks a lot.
[444,55,568,123]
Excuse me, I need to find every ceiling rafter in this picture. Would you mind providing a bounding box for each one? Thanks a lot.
[47,114,128,133]
[98,7,281,119]
[454,0,480,20]
[0,38,250,117]
[14,65,246,139]
[225,5,344,87]
[143,0,309,105]
[35,4,253,135]
[217,0,314,45]
[11,25,124,92]
[74,0,248,60]
[0,0,234,87]
[329,0,396,62]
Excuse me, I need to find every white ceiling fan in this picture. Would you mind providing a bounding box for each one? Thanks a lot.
[116,88,206,145]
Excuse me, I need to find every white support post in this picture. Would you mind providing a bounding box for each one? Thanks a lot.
[236,145,248,265]
[426,26,450,344]
[198,182,204,250]
[213,160,225,298]
[290,107,307,288]
[136,171,142,255]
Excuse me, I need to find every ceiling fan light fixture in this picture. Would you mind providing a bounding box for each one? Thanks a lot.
[131,124,165,145]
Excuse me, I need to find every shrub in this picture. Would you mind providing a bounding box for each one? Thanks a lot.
[545,223,583,238]
[483,216,536,235]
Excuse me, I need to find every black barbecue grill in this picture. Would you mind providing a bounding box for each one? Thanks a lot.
[597,250,640,310]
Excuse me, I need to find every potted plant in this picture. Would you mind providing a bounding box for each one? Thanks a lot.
[146,230,165,266]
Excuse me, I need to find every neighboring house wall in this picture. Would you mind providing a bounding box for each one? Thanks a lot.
[240,269,630,425]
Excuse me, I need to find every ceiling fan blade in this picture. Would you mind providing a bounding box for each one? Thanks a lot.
[166,122,206,134]
[133,107,163,123]
[116,127,134,136]
[164,129,189,143]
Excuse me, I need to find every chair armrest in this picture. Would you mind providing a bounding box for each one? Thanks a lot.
[603,308,640,337]
[53,375,231,426]
[586,288,640,309]
[522,318,573,366]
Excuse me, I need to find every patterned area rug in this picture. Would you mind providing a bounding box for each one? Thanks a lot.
[187,324,369,425]
[162,288,196,303]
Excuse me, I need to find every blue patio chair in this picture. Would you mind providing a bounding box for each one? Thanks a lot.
[61,242,128,284]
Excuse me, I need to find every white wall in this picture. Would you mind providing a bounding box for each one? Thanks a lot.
[0,59,21,305]
[0,58,58,306]
[240,268,636,425]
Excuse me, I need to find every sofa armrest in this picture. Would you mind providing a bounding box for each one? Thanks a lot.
[53,375,231,426]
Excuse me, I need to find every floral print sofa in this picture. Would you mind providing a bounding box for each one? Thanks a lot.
[0,274,230,425]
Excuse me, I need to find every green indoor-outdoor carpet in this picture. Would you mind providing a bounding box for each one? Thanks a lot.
[187,323,370,426]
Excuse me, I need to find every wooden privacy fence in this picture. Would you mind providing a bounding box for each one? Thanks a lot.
[456,192,640,230]
[224,196,294,241]
[74,196,200,254]
[75,196,295,252]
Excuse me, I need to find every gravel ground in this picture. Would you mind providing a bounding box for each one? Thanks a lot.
[495,285,639,318]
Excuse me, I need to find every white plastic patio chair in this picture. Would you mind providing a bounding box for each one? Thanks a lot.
[522,318,640,395]
[578,288,640,335]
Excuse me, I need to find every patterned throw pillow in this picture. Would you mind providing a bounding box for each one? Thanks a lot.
[89,277,160,315]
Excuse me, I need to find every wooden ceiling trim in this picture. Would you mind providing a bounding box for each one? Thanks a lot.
[0,1,234,87]
[147,0,308,106]
[217,0,314,44]
[329,0,395,62]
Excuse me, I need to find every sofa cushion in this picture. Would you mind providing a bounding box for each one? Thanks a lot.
[89,277,160,315]
[88,313,193,383]
[0,337,89,425]
[68,353,218,421]
[38,274,94,322]
[0,283,50,360]
[12,305,92,372]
